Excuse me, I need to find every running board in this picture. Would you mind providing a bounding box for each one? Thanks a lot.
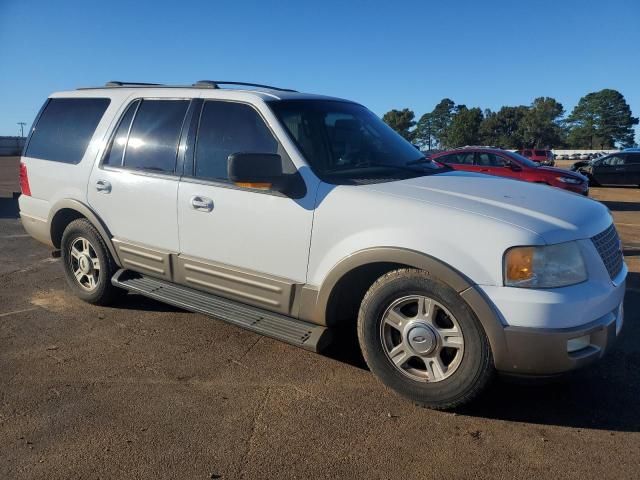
[111,269,331,352]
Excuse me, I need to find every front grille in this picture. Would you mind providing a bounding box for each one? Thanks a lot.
[591,224,623,280]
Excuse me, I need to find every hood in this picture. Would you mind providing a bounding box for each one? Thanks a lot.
[537,166,584,179]
[363,171,611,244]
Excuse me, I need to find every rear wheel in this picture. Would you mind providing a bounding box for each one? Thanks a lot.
[61,218,121,305]
[357,269,494,409]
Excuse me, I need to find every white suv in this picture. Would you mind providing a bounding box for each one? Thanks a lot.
[19,81,626,409]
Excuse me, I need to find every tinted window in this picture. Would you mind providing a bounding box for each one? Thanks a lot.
[522,150,532,157]
[477,152,507,166]
[452,152,475,165]
[123,99,189,173]
[195,101,278,181]
[534,150,547,157]
[25,98,110,164]
[103,101,139,166]
[437,154,456,164]
[626,153,640,164]
[601,154,626,166]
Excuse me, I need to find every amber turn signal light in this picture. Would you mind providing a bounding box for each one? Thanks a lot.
[504,246,534,283]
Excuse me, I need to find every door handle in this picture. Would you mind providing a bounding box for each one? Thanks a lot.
[96,180,112,193]
[190,196,213,212]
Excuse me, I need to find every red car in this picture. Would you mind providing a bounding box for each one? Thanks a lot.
[431,148,588,195]
[516,148,554,166]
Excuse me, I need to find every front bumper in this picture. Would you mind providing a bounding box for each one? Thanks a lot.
[497,302,623,375]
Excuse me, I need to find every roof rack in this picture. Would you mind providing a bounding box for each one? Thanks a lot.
[192,80,297,92]
[104,81,165,87]
[78,80,298,93]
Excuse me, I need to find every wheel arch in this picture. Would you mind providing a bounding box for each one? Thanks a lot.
[48,199,121,266]
[299,247,508,368]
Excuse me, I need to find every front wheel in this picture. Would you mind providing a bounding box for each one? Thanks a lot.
[357,269,494,410]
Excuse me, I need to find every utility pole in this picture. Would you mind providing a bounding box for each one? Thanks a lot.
[17,122,26,137]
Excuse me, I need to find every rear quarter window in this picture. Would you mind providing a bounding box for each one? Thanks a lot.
[25,98,110,164]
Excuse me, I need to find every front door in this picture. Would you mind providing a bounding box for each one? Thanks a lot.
[88,98,192,279]
[176,100,318,314]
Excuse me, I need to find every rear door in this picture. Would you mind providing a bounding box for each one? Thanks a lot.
[88,97,193,279]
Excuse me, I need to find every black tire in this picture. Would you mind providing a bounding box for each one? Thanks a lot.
[357,268,494,410]
[61,218,122,305]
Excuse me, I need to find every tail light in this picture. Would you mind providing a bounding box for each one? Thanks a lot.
[19,162,31,196]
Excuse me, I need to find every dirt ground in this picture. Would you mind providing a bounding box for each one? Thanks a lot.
[1,187,639,480]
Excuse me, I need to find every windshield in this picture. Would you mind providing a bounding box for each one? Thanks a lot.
[269,100,447,184]
[505,151,541,168]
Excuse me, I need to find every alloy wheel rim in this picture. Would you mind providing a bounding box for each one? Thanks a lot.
[69,237,100,291]
[380,295,464,383]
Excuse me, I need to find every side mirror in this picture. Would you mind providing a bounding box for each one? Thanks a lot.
[228,152,287,192]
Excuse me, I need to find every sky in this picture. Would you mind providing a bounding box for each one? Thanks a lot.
[0,0,639,139]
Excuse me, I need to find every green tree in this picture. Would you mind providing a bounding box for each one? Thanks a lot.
[414,112,435,150]
[445,107,484,147]
[566,89,638,149]
[479,106,528,148]
[429,98,456,148]
[382,108,416,141]
[519,97,565,148]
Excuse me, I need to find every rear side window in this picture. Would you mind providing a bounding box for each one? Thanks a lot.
[25,98,110,164]
[123,99,190,173]
[103,100,139,167]
[194,101,278,181]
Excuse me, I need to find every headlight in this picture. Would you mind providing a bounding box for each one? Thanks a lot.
[504,242,587,288]
[556,176,582,184]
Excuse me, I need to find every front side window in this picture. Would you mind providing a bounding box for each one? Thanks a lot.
[122,99,189,173]
[25,98,110,164]
[194,101,278,181]
[270,100,446,184]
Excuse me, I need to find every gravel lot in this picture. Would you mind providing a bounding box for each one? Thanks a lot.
[1,187,639,479]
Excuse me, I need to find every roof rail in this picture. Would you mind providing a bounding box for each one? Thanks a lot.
[193,80,297,92]
[104,81,165,87]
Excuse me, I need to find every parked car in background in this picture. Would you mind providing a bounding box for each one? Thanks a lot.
[432,148,588,194]
[571,151,640,186]
[555,153,568,160]
[570,153,582,160]
[516,148,554,166]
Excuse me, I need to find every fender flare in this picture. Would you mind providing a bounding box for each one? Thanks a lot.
[48,199,121,266]
[300,247,508,368]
